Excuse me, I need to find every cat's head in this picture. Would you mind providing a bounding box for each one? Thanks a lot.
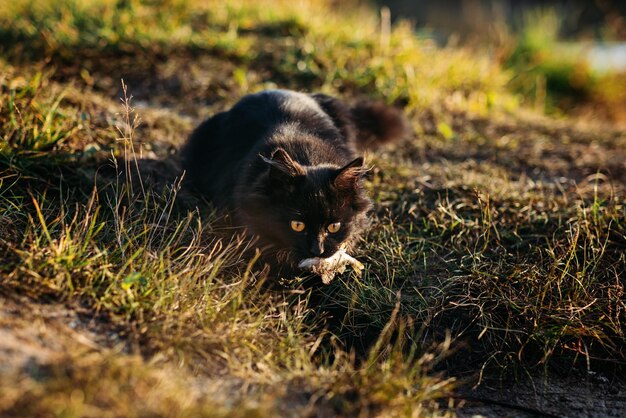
[241,147,371,271]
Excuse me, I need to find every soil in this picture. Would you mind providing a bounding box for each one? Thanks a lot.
[0,294,123,376]
[457,373,626,417]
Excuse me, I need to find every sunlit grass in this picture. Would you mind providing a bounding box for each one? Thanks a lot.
[0,0,513,117]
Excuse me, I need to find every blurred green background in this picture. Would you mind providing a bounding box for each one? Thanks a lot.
[379,0,626,123]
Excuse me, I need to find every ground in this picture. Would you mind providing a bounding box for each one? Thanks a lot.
[0,1,625,417]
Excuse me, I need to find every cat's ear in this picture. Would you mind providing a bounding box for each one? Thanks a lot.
[260,148,305,182]
[334,157,365,191]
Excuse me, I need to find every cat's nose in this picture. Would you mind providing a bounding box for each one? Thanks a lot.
[309,239,324,257]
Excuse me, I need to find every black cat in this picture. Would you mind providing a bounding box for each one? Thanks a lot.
[181,90,407,277]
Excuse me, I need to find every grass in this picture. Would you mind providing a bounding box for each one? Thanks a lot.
[0,0,625,416]
[0,62,456,416]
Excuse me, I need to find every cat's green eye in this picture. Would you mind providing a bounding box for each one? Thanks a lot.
[290,220,305,232]
[327,222,341,233]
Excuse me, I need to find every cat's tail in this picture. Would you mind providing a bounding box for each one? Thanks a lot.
[349,100,410,149]
[311,93,410,150]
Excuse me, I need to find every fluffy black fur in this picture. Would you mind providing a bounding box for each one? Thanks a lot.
[182,90,407,276]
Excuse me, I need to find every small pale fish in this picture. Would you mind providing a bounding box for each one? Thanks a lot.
[298,249,364,284]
